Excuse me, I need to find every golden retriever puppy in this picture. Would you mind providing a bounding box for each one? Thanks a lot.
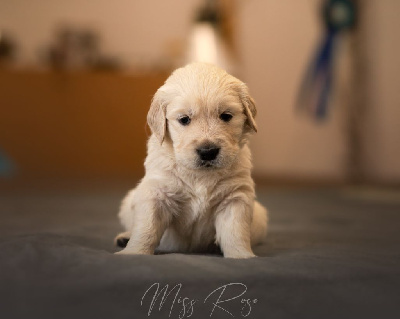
[115,63,267,258]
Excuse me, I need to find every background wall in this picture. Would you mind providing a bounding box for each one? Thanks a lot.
[0,0,200,66]
[1,0,399,184]
[238,0,347,181]
[361,0,400,183]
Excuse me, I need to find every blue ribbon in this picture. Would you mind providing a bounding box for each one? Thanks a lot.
[298,0,356,119]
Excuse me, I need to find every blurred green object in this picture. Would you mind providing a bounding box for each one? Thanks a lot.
[323,0,356,32]
[0,149,15,177]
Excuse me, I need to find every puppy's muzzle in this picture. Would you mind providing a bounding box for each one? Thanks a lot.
[196,144,220,161]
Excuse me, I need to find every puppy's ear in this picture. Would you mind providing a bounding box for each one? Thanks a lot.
[147,88,167,144]
[238,83,258,133]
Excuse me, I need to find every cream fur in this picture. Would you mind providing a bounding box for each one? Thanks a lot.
[115,63,268,258]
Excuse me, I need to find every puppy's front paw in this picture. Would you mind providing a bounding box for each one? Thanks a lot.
[114,248,152,255]
[223,251,256,259]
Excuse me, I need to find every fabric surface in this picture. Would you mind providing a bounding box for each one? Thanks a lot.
[1,185,399,319]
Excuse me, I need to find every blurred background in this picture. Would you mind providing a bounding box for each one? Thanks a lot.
[0,0,399,188]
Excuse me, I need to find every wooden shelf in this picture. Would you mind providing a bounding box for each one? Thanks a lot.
[0,69,168,178]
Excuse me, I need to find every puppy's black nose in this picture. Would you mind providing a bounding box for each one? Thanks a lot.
[196,145,220,161]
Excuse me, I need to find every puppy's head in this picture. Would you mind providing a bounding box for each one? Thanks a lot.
[147,63,257,170]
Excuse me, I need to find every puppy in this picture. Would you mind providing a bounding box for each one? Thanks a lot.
[115,63,267,258]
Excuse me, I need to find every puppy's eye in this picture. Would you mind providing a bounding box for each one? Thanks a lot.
[178,116,191,126]
[219,113,233,122]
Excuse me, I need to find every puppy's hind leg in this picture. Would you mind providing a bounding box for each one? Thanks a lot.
[250,201,268,246]
[114,188,135,248]
[114,231,131,248]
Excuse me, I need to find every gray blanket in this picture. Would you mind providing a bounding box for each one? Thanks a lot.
[1,186,399,319]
